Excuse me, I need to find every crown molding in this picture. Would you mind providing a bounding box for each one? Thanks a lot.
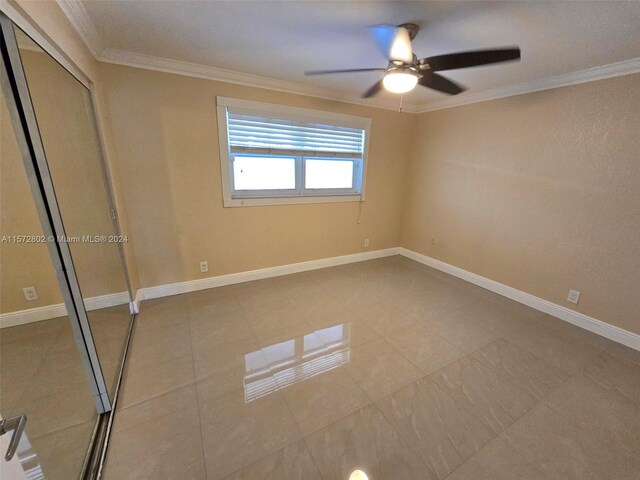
[97,48,419,113]
[417,57,640,113]
[54,0,640,115]
[56,0,103,57]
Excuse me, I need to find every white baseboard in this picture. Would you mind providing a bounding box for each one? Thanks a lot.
[0,291,131,329]
[130,246,638,352]
[399,248,640,352]
[135,248,401,301]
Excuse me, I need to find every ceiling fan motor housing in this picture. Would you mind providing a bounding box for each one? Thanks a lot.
[398,23,420,41]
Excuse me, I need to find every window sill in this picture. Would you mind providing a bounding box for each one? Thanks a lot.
[223,194,363,208]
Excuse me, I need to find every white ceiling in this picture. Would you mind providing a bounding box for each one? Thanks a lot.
[74,1,640,110]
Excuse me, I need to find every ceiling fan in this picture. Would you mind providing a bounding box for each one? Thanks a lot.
[305,23,520,98]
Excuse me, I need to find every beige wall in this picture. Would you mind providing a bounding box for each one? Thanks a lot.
[9,0,140,293]
[0,0,140,308]
[0,47,129,313]
[1,91,64,311]
[5,1,638,337]
[98,63,414,288]
[402,74,640,334]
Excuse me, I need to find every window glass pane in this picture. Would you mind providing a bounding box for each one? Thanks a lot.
[305,159,354,189]
[233,156,295,190]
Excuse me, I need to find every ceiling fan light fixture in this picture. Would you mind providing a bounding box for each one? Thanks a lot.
[382,70,418,94]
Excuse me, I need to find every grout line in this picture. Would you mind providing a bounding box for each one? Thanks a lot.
[185,294,215,480]
[210,284,310,477]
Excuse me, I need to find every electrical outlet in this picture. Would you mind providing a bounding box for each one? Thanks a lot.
[199,261,208,273]
[363,238,370,247]
[23,287,38,301]
[567,289,581,304]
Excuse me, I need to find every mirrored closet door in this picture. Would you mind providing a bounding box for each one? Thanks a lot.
[1,13,133,480]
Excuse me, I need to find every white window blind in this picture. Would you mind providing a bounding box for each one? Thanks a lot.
[227,112,365,158]
[217,97,371,207]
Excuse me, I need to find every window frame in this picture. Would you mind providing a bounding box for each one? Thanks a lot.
[217,96,371,208]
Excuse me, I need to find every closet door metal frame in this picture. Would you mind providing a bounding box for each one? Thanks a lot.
[1,4,136,314]
[1,13,110,414]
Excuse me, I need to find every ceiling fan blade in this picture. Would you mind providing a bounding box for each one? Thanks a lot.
[421,48,521,71]
[389,26,414,63]
[361,79,384,98]
[418,72,466,95]
[369,24,414,63]
[369,24,396,58]
[305,67,386,76]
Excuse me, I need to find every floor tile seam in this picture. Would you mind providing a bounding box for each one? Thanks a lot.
[187,289,243,309]
[186,292,263,374]
[467,337,574,400]
[367,389,456,480]
[427,359,542,436]
[219,387,307,478]
[117,379,198,421]
[390,297,472,328]
[581,350,640,407]
[525,315,616,351]
[125,348,195,373]
[298,399,434,479]
[489,330,580,377]
[16,326,68,407]
[256,348,306,438]
[540,366,640,433]
[20,377,102,406]
[594,346,640,371]
[25,416,96,441]
[298,434,328,479]
[440,435,551,480]
[337,340,402,405]
[373,334,432,384]
[498,397,622,468]
[129,317,192,345]
[282,375,373,438]
[417,375,502,444]
[132,317,189,334]
[495,403,564,469]
[346,365,424,406]
[185,308,212,480]
[381,328,465,377]
[480,299,614,353]
[423,344,551,428]
[11,359,65,410]
[28,417,97,443]
[214,432,317,480]
[605,342,640,362]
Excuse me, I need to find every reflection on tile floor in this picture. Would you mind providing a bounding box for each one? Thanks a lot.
[0,304,131,479]
[104,256,640,479]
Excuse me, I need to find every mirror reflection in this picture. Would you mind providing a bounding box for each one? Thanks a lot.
[15,28,132,395]
[1,80,97,480]
[243,323,352,403]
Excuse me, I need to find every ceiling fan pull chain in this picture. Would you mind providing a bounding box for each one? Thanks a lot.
[399,93,404,113]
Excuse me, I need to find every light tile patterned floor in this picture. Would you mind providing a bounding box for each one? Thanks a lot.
[0,304,131,479]
[104,256,640,480]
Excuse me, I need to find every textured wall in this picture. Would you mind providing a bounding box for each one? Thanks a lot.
[98,63,414,288]
[0,49,128,312]
[402,74,640,334]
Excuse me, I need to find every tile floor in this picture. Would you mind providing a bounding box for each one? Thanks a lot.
[0,304,131,479]
[103,256,640,480]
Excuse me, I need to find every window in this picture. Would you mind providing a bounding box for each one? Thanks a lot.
[217,97,371,207]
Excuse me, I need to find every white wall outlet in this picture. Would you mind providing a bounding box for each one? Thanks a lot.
[363,238,370,247]
[199,261,208,273]
[23,286,38,301]
[567,289,581,304]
